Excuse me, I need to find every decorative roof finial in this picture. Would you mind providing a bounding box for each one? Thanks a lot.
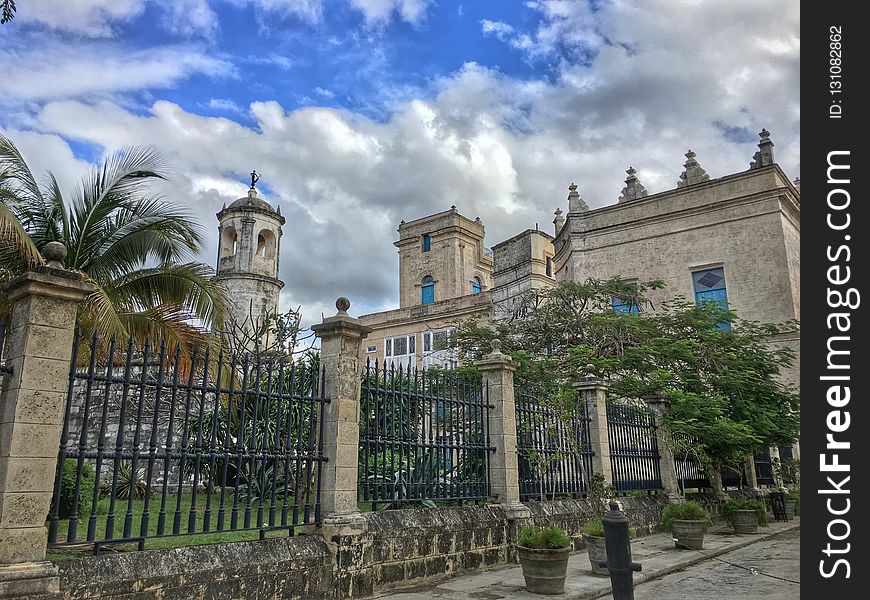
[618,166,648,203]
[749,128,775,169]
[553,207,566,236]
[567,183,588,212]
[677,150,710,188]
[250,169,260,189]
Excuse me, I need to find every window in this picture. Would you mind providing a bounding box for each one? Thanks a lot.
[611,296,639,314]
[422,276,435,305]
[546,257,553,277]
[385,335,416,369]
[422,234,431,252]
[472,277,482,295]
[692,267,730,331]
[366,345,377,353]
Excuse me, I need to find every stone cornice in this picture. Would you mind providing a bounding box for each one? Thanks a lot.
[213,272,285,290]
[4,267,95,302]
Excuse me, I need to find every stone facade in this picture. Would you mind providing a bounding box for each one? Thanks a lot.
[553,153,800,389]
[215,187,285,346]
[491,229,555,317]
[395,207,493,309]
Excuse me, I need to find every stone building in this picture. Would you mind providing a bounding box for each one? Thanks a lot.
[360,207,496,370]
[491,228,556,318]
[214,184,285,347]
[359,130,799,396]
[552,131,799,391]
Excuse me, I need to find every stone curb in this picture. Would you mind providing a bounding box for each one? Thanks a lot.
[570,522,801,600]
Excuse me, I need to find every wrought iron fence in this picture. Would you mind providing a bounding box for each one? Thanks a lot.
[754,448,775,486]
[47,329,326,551]
[515,383,594,501]
[606,402,662,492]
[0,318,11,376]
[672,434,710,491]
[358,360,492,509]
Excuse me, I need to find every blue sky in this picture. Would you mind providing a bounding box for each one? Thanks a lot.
[0,0,800,321]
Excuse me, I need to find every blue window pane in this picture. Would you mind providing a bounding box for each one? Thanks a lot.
[472,279,481,295]
[692,268,730,330]
[422,234,431,252]
[422,283,434,305]
[611,296,639,314]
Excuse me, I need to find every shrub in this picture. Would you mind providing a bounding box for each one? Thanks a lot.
[722,499,768,527]
[582,517,604,537]
[100,460,147,500]
[660,501,711,532]
[518,525,572,549]
[582,517,637,539]
[52,459,95,519]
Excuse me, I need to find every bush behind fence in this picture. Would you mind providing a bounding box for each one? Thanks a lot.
[358,360,492,508]
[47,329,326,550]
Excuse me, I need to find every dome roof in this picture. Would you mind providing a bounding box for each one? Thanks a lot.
[227,188,277,214]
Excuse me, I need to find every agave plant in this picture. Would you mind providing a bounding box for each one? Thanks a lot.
[101,460,148,500]
[0,134,226,347]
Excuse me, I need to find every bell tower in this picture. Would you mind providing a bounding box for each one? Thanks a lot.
[215,172,285,345]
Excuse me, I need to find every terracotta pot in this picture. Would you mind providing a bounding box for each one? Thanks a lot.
[671,519,706,550]
[732,509,759,534]
[517,545,571,595]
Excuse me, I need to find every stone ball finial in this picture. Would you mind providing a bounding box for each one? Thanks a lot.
[335,297,351,314]
[42,241,67,267]
[490,338,503,354]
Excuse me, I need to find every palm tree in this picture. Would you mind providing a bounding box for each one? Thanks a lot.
[0,134,227,346]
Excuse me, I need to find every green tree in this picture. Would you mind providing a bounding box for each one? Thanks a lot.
[452,279,799,471]
[0,134,227,346]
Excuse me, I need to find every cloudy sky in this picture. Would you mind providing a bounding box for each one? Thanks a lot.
[0,0,799,323]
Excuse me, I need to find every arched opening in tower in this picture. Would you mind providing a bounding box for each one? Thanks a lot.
[257,229,277,259]
[220,226,238,258]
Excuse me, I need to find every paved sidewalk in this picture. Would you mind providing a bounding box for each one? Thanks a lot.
[371,518,800,599]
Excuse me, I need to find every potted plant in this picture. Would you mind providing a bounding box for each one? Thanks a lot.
[722,498,768,534]
[517,525,572,595]
[661,501,711,550]
[582,516,637,576]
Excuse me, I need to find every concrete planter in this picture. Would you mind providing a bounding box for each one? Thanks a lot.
[583,534,609,576]
[732,509,759,534]
[517,545,571,595]
[671,519,706,550]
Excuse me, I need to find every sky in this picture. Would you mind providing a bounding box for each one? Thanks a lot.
[0,0,800,324]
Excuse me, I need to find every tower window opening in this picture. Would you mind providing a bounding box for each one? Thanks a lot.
[422,276,435,305]
[472,277,482,295]
[220,226,238,259]
[256,229,277,260]
[422,234,431,252]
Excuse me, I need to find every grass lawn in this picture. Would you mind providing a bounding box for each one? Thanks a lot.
[47,491,314,560]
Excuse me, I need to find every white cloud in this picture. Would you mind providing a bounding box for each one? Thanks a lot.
[160,0,220,38]
[3,0,799,320]
[15,0,145,37]
[1,43,235,102]
[207,98,247,114]
[349,0,432,25]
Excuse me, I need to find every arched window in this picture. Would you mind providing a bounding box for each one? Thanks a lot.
[220,226,238,258]
[421,276,435,305]
[546,257,553,277]
[256,229,277,259]
[472,277,482,295]
[422,234,431,252]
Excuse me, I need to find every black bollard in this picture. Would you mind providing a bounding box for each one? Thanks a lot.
[598,500,642,600]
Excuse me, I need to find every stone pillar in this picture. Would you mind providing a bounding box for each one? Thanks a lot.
[311,298,372,536]
[0,244,93,598]
[573,378,612,486]
[769,446,785,489]
[643,395,681,499]
[743,454,759,490]
[475,340,527,519]
[709,469,727,500]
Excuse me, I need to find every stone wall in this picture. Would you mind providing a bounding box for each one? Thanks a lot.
[52,497,689,599]
[55,534,332,600]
